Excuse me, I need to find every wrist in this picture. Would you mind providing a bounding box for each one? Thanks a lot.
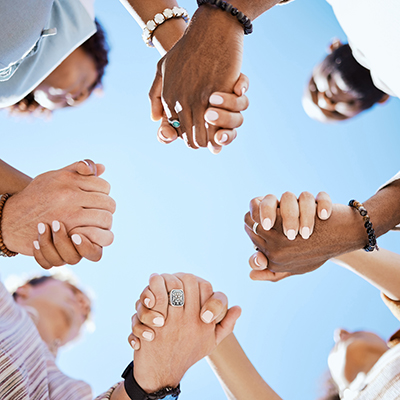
[1,195,21,255]
[152,17,187,54]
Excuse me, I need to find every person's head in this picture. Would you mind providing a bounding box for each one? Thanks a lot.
[302,40,389,123]
[9,19,109,115]
[13,276,91,349]
[327,328,389,394]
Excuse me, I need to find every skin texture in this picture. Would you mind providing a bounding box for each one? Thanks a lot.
[1,160,116,259]
[128,273,241,393]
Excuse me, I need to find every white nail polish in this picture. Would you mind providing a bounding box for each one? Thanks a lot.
[254,256,262,267]
[153,317,164,327]
[209,94,224,105]
[52,220,60,233]
[262,218,272,231]
[219,133,228,143]
[301,227,310,240]
[321,209,328,219]
[142,331,153,341]
[130,339,136,349]
[72,234,82,245]
[82,160,90,167]
[144,298,151,308]
[201,310,214,324]
[287,229,296,241]
[241,87,247,95]
[159,130,172,141]
[33,241,40,250]
[38,223,45,235]
[205,110,219,121]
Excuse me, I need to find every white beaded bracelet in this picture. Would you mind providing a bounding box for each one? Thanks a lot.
[142,7,190,48]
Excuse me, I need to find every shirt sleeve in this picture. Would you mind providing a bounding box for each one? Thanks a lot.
[94,383,120,400]
[377,171,400,231]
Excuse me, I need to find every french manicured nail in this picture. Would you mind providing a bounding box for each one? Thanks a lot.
[144,298,151,308]
[159,130,171,141]
[153,317,164,327]
[209,94,224,105]
[262,218,272,231]
[82,160,90,166]
[130,339,136,349]
[72,234,82,245]
[52,220,60,233]
[320,209,328,219]
[205,110,219,121]
[38,223,45,235]
[254,256,262,268]
[301,227,310,240]
[201,310,214,324]
[287,229,296,241]
[33,241,40,250]
[142,331,154,341]
[218,133,228,144]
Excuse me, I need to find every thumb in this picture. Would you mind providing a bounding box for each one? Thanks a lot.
[233,73,249,97]
[149,64,164,121]
[62,160,104,177]
[215,306,242,346]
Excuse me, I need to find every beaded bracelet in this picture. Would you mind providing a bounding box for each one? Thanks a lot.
[142,7,190,48]
[0,194,18,257]
[348,199,379,252]
[197,0,253,35]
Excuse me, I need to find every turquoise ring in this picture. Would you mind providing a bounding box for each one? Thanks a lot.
[168,119,181,129]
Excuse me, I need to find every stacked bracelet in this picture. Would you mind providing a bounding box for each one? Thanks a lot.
[142,7,190,48]
[0,194,18,257]
[197,0,253,35]
[348,199,379,252]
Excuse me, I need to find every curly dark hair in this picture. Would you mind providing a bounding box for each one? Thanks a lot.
[8,19,109,115]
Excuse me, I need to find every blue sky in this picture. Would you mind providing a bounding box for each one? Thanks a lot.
[1,0,399,399]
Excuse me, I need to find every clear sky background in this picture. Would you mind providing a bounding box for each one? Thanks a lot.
[1,0,400,399]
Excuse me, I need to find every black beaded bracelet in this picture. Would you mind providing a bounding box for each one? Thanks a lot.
[196,0,253,35]
[348,199,379,252]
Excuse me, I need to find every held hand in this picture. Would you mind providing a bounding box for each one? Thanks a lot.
[2,160,116,256]
[149,5,244,152]
[128,273,241,393]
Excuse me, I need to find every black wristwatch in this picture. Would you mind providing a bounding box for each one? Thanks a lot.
[121,361,181,400]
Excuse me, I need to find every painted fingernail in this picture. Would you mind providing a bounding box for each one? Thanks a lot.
[201,310,214,324]
[142,331,154,341]
[149,273,158,279]
[208,142,222,155]
[287,229,296,241]
[52,220,60,233]
[144,298,151,308]
[301,227,310,240]
[130,339,136,349]
[320,209,328,220]
[82,160,90,167]
[209,94,224,105]
[159,130,172,142]
[38,223,45,235]
[254,256,262,267]
[153,317,164,327]
[242,87,247,95]
[218,133,229,144]
[33,240,40,250]
[262,218,272,231]
[205,110,219,121]
[72,234,82,245]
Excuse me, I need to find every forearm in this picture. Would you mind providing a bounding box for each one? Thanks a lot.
[109,382,131,400]
[333,248,400,301]
[0,160,32,194]
[207,333,283,400]
[119,0,187,54]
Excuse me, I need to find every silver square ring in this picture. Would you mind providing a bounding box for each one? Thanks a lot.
[169,289,185,307]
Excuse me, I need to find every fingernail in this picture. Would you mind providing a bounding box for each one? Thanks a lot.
[142,331,154,341]
[52,220,60,233]
[209,94,224,105]
[159,130,171,141]
[208,142,221,155]
[287,229,296,241]
[153,317,164,327]
[149,273,158,279]
[130,339,136,349]
[33,240,40,250]
[321,209,328,220]
[144,298,151,308]
[38,223,45,235]
[241,87,247,95]
[218,133,228,144]
[201,310,214,324]
[205,110,219,121]
[262,218,272,231]
[72,234,82,245]
[82,160,90,167]
[254,256,262,267]
[301,227,310,240]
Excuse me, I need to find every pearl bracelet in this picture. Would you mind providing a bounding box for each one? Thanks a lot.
[142,7,190,48]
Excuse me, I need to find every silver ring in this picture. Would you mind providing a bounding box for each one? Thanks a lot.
[169,289,185,307]
[174,101,183,113]
[168,119,181,129]
[253,222,259,235]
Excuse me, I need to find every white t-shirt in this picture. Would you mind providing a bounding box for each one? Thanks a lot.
[378,172,400,231]
[327,0,400,98]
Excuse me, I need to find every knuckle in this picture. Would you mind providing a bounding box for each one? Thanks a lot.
[200,280,213,294]
[299,191,314,202]
[182,273,197,286]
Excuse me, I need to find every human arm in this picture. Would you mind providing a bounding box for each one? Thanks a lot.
[0,159,32,194]
[332,249,400,301]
